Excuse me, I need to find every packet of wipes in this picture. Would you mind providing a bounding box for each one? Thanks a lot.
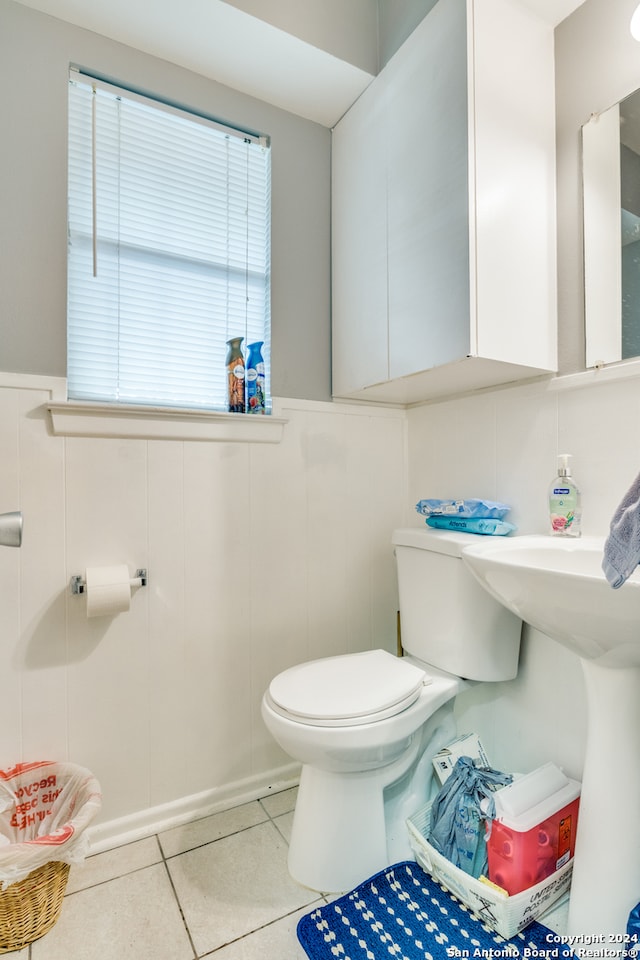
[416,498,511,520]
[426,516,516,536]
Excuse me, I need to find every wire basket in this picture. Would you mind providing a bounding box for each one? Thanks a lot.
[0,860,70,953]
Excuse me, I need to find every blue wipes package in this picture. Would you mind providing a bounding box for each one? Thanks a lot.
[426,516,516,536]
[415,498,511,520]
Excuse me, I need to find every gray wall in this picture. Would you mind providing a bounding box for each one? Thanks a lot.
[0,0,332,401]
[7,0,636,399]
[222,0,380,74]
[555,0,640,373]
[221,0,439,75]
[378,0,440,67]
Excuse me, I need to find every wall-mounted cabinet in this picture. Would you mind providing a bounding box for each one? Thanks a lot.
[331,0,557,404]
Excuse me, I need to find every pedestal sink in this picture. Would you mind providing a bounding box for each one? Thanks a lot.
[461,535,640,939]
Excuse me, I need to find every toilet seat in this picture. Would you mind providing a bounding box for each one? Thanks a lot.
[267,649,429,727]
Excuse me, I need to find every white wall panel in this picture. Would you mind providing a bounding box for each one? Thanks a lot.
[147,441,188,806]
[0,388,24,764]
[407,391,498,510]
[16,390,67,760]
[494,387,558,535]
[556,380,640,535]
[65,437,150,821]
[247,417,309,773]
[407,368,640,789]
[182,442,253,796]
[301,407,352,663]
[0,387,406,832]
[365,414,408,650]
[2,367,639,843]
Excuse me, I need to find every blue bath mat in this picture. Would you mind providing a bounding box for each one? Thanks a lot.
[297,861,573,960]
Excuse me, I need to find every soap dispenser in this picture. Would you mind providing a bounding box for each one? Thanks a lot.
[549,454,582,537]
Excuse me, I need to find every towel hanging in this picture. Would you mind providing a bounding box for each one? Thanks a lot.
[603,470,640,588]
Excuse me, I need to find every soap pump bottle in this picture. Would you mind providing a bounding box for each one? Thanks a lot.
[549,454,582,538]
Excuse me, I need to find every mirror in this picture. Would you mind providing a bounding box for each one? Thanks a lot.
[583,88,640,367]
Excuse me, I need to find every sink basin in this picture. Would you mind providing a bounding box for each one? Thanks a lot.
[460,533,640,938]
[462,534,640,667]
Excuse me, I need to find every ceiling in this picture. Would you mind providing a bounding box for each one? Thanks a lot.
[14,0,588,127]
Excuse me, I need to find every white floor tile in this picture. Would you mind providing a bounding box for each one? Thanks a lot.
[159,800,268,859]
[272,810,294,843]
[66,836,162,894]
[10,783,569,960]
[167,820,317,956]
[259,786,298,819]
[539,893,570,935]
[19,782,567,960]
[32,863,193,960]
[210,905,313,959]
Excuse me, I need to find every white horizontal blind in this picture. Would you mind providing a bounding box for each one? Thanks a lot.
[67,71,271,411]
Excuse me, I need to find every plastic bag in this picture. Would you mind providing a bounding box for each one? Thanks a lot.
[625,902,640,959]
[425,517,516,536]
[415,499,511,520]
[429,755,512,879]
[0,761,102,889]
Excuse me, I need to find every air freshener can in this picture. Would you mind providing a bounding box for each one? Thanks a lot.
[245,341,265,414]
[226,337,245,413]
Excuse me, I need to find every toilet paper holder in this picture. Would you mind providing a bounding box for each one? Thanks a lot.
[70,569,148,595]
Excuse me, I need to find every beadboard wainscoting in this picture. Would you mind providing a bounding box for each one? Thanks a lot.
[407,366,640,782]
[0,376,406,847]
[3,362,640,850]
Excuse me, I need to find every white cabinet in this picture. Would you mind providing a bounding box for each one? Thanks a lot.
[331,0,557,404]
[331,65,390,394]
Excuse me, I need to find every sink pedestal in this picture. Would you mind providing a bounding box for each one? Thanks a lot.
[568,659,640,937]
[460,535,640,937]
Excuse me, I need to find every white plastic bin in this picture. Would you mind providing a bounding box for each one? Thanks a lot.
[407,799,573,939]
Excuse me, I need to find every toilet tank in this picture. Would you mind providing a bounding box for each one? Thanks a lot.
[393,528,522,681]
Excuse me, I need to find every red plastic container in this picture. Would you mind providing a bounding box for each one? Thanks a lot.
[486,763,580,896]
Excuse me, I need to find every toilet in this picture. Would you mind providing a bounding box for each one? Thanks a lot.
[261,527,522,892]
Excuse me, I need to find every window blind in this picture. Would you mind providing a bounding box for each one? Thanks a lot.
[67,70,271,412]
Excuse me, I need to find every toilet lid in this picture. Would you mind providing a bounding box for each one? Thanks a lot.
[268,650,427,726]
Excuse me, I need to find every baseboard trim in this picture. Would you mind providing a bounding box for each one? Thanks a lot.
[86,763,301,855]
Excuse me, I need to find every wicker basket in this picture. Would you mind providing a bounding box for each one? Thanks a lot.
[0,860,70,953]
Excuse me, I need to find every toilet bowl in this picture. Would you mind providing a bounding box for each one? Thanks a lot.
[262,650,463,891]
[261,528,523,893]
[263,650,460,771]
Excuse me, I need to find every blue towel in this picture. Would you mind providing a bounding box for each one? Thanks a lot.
[603,470,640,588]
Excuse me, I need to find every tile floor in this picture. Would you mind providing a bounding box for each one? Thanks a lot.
[15,785,568,959]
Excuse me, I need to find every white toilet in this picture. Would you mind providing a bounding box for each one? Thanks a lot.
[261,527,522,892]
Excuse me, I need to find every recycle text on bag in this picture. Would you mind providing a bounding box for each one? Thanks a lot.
[0,761,102,889]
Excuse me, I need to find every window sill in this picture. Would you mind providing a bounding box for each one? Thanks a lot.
[47,401,287,443]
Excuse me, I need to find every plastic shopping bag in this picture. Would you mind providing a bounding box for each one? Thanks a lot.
[0,761,102,889]
[429,755,512,879]
[625,902,640,959]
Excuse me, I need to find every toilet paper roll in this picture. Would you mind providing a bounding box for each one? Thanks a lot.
[85,565,134,619]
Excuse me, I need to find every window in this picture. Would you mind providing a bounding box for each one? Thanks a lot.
[67,69,271,414]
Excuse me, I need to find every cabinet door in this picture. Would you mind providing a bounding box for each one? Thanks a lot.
[387,0,470,381]
[332,74,389,396]
[471,0,557,369]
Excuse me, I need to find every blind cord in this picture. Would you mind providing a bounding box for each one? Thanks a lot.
[91,84,97,278]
